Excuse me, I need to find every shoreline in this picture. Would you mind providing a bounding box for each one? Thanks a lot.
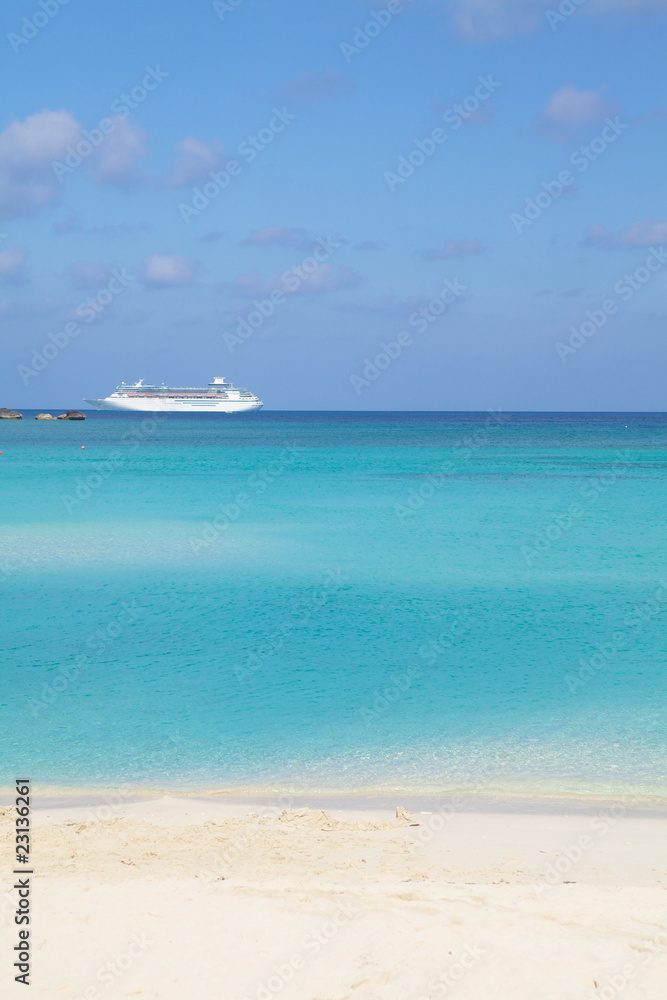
[3,784,667,817]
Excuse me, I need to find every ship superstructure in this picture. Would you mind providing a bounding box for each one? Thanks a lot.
[85,377,263,413]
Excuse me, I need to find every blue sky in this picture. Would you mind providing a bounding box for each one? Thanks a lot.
[1,0,666,410]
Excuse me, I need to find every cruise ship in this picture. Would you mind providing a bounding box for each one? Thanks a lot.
[85,377,263,413]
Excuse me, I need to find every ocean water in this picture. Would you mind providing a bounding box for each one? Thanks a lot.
[1,411,666,799]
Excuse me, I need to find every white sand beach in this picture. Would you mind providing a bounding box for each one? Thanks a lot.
[2,794,666,999]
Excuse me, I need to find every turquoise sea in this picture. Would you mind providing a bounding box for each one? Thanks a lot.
[1,412,666,799]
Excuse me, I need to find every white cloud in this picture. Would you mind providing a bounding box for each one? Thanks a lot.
[0,109,81,219]
[533,85,617,141]
[543,85,612,127]
[0,111,232,201]
[142,254,195,287]
[169,137,226,187]
[90,116,149,187]
[0,246,27,282]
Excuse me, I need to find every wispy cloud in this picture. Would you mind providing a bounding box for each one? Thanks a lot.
[0,297,66,320]
[200,231,226,242]
[448,0,546,42]
[92,222,152,236]
[445,0,667,42]
[0,246,27,283]
[142,254,197,287]
[418,238,484,260]
[239,227,347,253]
[354,241,382,251]
[226,264,360,298]
[53,213,151,236]
[583,218,667,248]
[67,260,112,290]
[280,72,350,104]
[337,294,428,316]
[240,226,309,247]
[297,263,359,293]
[168,136,228,187]
[52,210,83,234]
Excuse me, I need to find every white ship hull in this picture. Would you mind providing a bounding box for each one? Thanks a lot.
[84,376,263,414]
[85,396,262,413]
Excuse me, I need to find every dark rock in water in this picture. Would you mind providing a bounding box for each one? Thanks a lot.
[35,413,57,420]
[56,410,86,420]
[0,407,22,419]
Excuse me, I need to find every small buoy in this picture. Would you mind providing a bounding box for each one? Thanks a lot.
[81,445,85,449]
